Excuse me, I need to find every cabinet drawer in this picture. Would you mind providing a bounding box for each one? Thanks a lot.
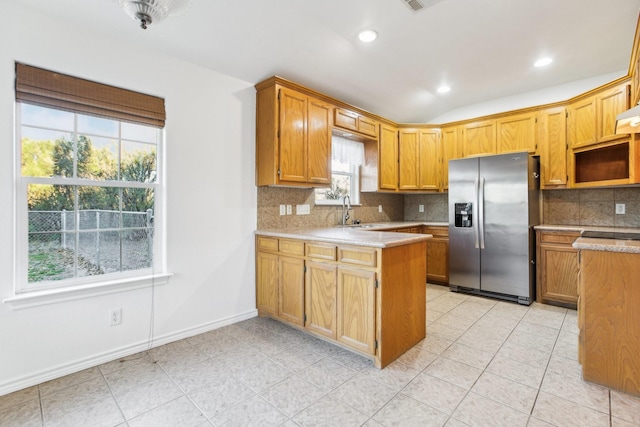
[539,232,580,245]
[306,243,336,261]
[257,236,279,252]
[338,246,378,267]
[279,239,305,256]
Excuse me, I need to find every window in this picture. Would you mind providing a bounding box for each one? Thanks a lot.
[13,64,166,296]
[315,137,363,205]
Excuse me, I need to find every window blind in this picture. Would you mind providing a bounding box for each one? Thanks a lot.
[15,63,166,128]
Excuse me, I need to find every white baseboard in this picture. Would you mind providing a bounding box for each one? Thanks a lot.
[0,309,258,397]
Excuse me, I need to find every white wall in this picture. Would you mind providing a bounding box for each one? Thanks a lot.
[429,70,627,124]
[0,3,257,395]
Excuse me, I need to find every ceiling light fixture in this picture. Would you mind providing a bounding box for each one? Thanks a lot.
[437,85,451,94]
[534,57,553,67]
[358,30,378,43]
[117,0,191,30]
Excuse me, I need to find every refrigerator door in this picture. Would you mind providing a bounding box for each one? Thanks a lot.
[448,157,480,290]
[479,152,531,297]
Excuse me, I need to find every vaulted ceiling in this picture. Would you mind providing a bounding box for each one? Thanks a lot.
[15,0,640,123]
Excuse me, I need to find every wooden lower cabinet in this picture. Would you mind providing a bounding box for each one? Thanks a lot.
[337,266,376,354]
[422,226,449,284]
[256,235,426,368]
[579,249,640,396]
[305,261,337,339]
[536,230,579,308]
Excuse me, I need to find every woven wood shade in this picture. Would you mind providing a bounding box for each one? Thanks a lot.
[16,63,166,128]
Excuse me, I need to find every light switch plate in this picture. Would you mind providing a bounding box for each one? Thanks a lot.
[419,204,424,213]
[286,205,292,215]
[616,203,626,215]
[279,205,286,216]
[296,204,310,215]
[378,205,383,213]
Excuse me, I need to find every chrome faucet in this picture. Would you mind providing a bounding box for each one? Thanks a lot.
[342,195,351,225]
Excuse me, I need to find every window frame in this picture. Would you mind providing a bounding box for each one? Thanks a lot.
[314,161,361,206]
[10,99,168,305]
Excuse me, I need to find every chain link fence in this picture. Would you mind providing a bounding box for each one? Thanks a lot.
[28,209,154,282]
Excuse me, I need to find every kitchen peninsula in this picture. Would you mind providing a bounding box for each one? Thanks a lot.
[255,226,430,368]
[574,234,640,397]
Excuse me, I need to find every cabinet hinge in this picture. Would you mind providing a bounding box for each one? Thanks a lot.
[566,143,568,150]
[375,279,379,289]
[304,265,307,273]
[277,90,281,100]
[277,130,280,138]
[374,340,378,350]
[304,314,307,323]
[566,111,569,118]
[277,169,281,176]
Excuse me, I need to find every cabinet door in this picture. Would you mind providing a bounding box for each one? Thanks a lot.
[496,113,537,154]
[539,107,568,187]
[358,116,378,138]
[398,129,419,190]
[597,83,630,142]
[379,124,399,190]
[441,126,459,190]
[568,96,596,149]
[426,239,449,284]
[334,108,359,132]
[307,97,332,184]
[462,120,496,157]
[279,88,308,182]
[278,256,305,326]
[337,266,376,354]
[256,251,278,315]
[305,261,337,339]
[418,129,441,190]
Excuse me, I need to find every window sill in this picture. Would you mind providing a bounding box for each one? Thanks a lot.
[3,273,173,310]
[314,200,362,206]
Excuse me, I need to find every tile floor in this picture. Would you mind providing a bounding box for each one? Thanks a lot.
[2,284,640,427]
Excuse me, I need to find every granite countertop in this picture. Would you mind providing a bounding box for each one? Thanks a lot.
[534,224,640,234]
[534,224,640,254]
[255,223,433,248]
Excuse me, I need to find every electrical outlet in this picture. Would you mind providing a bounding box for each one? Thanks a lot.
[419,204,424,213]
[109,308,122,326]
[279,204,286,216]
[286,205,292,215]
[616,203,626,215]
[378,205,383,213]
[296,204,310,215]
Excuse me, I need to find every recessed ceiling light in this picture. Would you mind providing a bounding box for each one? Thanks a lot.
[358,30,378,43]
[534,57,553,67]
[437,85,451,94]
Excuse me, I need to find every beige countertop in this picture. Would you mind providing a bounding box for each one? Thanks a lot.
[573,237,640,254]
[534,224,640,234]
[255,223,433,248]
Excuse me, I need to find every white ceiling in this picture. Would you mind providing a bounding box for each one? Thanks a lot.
[15,0,640,123]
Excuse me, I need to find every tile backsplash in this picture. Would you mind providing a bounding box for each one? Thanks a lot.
[543,187,640,227]
[257,187,640,229]
[257,187,404,229]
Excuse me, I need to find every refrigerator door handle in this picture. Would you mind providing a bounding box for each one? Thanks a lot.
[479,176,485,249]
[474,177,480,249]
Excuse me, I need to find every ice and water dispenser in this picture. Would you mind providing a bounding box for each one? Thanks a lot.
[454,203,473,228]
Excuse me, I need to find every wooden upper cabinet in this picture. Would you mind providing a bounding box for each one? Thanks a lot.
[496,112,537,154]
[255,81,332,186]
[538,107,568,188]
[461,120,496,157]
[569,82,630,149]
[278,88,308,182]
[441,125,460,190]
[596,83,630,142]
[399,128,441,191]
[568,95,596,149]
[307,97,332,184]
[334,107,379,138]
[398,129,419,190]
[418,129,441,191]
[378,124,399,190]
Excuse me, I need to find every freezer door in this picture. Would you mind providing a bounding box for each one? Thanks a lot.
[479,152,531,298]
[448,157,480,290]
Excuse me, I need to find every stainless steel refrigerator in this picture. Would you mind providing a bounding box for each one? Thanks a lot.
[448,152,540,305]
